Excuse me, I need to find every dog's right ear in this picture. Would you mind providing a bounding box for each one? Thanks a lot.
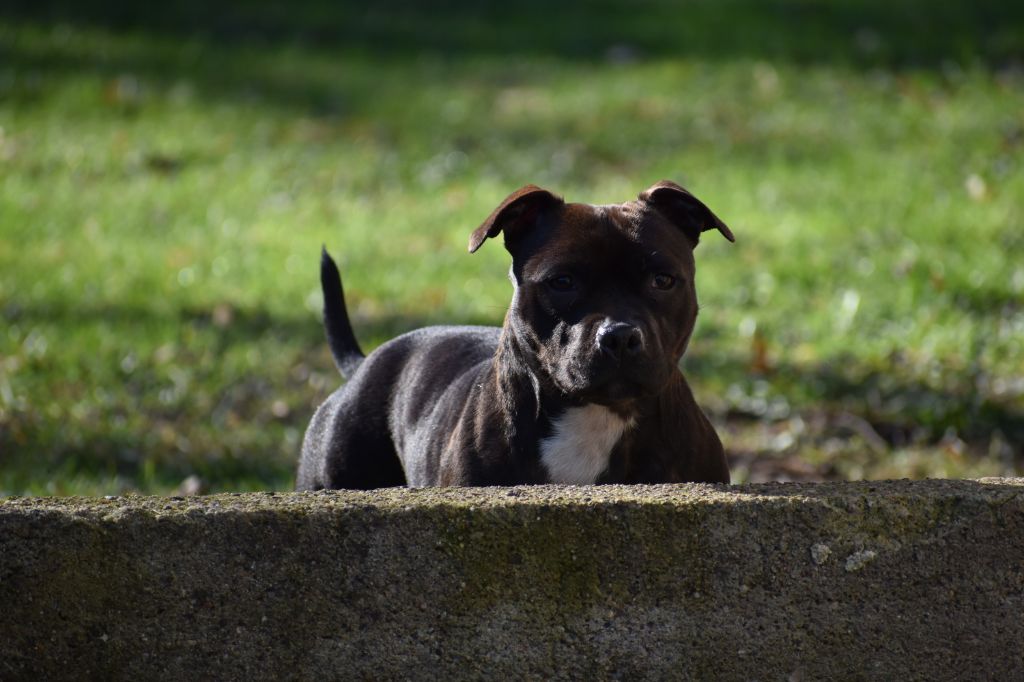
[468,185,564,253]
[638,180,735,246]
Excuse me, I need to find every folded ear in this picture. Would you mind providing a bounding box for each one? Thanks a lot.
[468,185,564,253]
[638,180,735,245]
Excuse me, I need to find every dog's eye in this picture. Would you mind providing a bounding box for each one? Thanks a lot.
[652,273,676,290]
[547,274,575,292]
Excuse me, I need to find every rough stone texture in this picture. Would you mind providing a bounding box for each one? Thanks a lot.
[2,479,1023,681]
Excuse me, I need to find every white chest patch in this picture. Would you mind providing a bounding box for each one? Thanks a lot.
[540,405,634,484]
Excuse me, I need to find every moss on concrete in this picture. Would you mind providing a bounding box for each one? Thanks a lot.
[2,479,1023,680]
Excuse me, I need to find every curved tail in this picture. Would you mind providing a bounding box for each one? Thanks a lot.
[320,247,365,380]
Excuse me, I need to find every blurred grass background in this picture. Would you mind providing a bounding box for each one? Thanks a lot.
[1,0,1022,494]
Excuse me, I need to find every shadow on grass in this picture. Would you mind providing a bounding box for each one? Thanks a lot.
[2,298,500,350]
[2,1,1022,122]
[687,352,1024,451]
[6,0,1022,68]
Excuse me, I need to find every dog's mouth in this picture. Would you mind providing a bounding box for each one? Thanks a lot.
[578,379,646,407]
[564,361,664,406]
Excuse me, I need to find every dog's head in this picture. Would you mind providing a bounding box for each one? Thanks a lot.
[469,181,734,410]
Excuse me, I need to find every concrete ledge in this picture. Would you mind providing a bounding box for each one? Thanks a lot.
[3,479,1023,680]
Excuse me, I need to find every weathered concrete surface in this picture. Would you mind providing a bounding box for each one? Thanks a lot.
[2,479,1023,681]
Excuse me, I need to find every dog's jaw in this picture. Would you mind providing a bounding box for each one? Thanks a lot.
[540,405,635,484]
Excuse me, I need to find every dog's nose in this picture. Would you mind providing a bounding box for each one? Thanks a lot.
[596,322,643,361]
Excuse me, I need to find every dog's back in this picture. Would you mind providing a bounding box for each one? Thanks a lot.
[297,325,500,490]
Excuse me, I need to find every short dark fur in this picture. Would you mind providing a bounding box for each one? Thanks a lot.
[297,181,734,489]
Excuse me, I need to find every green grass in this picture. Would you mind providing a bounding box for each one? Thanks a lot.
[1,1,1022,494]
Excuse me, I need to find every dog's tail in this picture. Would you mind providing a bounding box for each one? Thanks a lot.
[320,247,365,380]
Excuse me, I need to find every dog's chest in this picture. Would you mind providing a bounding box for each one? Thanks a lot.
[540,405,633,484]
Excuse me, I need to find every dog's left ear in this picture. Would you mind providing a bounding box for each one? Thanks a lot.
[638,180,735,246]
[468,185,564,253]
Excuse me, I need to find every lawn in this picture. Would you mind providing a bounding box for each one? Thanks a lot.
[1,0,1022,494]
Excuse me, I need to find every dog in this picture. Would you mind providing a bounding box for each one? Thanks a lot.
[297,181,734,489]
